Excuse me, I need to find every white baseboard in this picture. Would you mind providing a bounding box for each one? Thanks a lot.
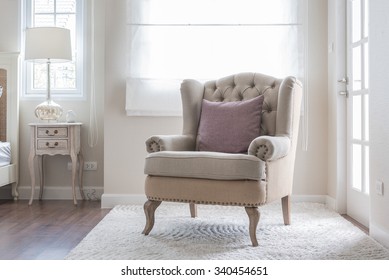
[15,185,104,201]
[370,223,389,249]
[325,195,337,211]
[101,194,147,208]
[291,194,327,203]
[13,189,337,212]
[101,193,334,209]
[292,195,337,211]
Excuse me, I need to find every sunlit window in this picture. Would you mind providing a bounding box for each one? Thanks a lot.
[126,0,305,116]
[24,0,84,98]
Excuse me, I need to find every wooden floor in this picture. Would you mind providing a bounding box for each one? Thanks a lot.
[0,199,110,260]
[0,200,369,260]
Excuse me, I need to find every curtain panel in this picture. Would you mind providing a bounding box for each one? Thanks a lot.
[125,0,306,117]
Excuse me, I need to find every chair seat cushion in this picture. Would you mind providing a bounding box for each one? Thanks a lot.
[144,151,264,180]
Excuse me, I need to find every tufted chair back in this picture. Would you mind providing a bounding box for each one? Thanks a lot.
[180,72,298,150]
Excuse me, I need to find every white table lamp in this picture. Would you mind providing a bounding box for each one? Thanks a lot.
[25,27,72,121]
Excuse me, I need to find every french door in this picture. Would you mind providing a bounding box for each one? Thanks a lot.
[346,0,369,227]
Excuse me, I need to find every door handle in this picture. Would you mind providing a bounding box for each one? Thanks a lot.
[337,77,349,84]
[339,91,349,98]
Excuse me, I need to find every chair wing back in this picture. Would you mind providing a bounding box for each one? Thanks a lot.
[180,72,302,142]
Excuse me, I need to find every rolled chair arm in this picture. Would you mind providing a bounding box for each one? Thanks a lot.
[248,135,291,161]
[146,135,195,153]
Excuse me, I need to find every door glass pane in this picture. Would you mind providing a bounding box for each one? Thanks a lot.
[364,0,369,37]
[364,43,369,89]
[353,46,362,90]
[364,146,370,194]
[352,0,361,43]
[364,95,369,141]
[353,144,362,191]
[353,95,362,140]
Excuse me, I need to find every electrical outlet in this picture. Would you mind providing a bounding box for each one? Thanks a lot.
[376,180,384,196]
[67,161,97,171]
[84,162,98,171]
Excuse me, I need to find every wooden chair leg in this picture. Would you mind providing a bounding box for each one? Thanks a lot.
[281,195,291,225]
[189,202,197,218]
[142,200,162,235]
[245,207,260,247]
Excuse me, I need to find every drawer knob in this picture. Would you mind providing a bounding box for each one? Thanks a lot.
[46,142,59,148]
[45,129,59,136]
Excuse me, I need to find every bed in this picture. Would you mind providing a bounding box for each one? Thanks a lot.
[0,52,19,198]
[0,141,11,167]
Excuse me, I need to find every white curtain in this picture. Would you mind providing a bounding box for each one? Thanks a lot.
[126,0,306,117]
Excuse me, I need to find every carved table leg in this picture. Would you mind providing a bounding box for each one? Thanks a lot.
[245,207,260,247]
[28,151,36,206]
[70,151,78,205]
[78,152,85,200]
[38,155,44,200]
[142,200,162,235]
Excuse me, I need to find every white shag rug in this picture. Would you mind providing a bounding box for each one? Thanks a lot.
[65,202,389,260]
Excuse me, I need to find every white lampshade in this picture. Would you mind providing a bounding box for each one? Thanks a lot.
[25,27,72,62]
[25,27,72,121]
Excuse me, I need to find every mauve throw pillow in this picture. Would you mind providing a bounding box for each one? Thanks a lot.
[197,95,264,153]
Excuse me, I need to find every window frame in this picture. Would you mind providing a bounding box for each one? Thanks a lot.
[22,0,85,100]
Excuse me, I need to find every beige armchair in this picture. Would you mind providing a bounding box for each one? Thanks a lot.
[142,72,302,246]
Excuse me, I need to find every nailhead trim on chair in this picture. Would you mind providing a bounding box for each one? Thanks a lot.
[148,140,161,153]
[255,144,269,161]
[146,196,264,207]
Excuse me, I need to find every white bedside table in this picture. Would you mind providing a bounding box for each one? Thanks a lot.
[28,123,85,205]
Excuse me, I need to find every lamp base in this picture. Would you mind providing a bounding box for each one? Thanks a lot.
[35,99,63,121]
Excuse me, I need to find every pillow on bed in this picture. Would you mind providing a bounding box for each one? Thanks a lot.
[197,95,264,153]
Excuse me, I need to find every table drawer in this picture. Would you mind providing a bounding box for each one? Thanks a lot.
[37,139,68,150]
[37,127,68,138]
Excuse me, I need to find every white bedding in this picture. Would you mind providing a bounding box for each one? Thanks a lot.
[0,141,11,167]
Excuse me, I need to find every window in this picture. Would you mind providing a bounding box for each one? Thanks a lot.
[126,0,306,116]
[24,0,84,98]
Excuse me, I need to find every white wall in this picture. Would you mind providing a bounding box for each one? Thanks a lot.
[293,0,328,196]
[0,0,105,199]
[0,0,19,52]
[104,0,183,205]
[1,0,329,205]
[369,0,389,248]
[103,0,329,206]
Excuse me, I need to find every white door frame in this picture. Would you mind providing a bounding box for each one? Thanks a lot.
[329,0,370,228]
[328,0,347,214]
